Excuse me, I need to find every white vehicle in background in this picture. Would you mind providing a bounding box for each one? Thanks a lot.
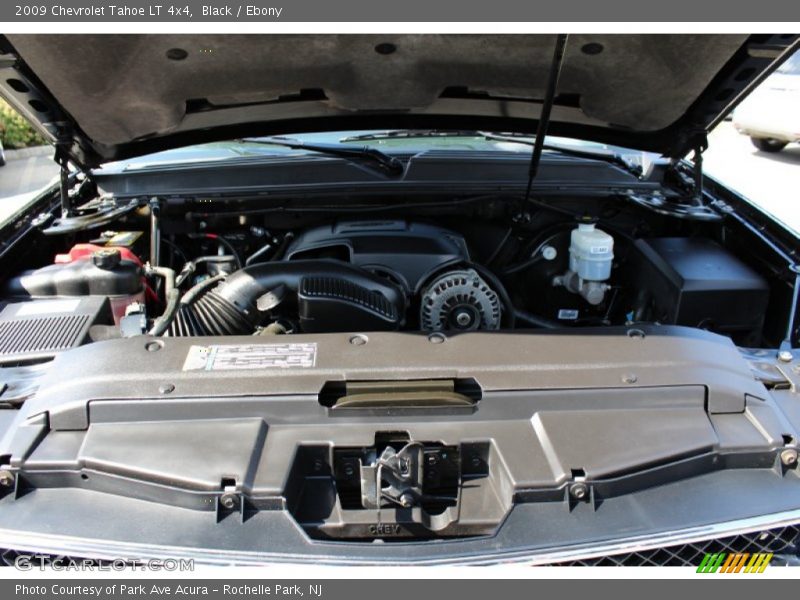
[733,50,800,152]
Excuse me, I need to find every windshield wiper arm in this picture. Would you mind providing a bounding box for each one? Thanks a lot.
[235,137,405,176]
[338,130,480,142]
[480,132,642,176]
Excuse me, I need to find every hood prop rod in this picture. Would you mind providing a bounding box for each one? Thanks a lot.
[55,147,72,218]
[525,34,569,203]
[692,137,708,202]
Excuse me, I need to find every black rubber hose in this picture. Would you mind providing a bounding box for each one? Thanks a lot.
[513,308,560,329]
[170,259,406,336]
[215,259,406,317]
[147,266,180,336]
[466,261,559,330]
[502,254,545,275]
[180,274,227,305]
[150,289,181,336]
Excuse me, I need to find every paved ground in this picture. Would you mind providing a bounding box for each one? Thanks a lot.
[0,147,58,224]
[705,121,800,233]
[0,127,796,233]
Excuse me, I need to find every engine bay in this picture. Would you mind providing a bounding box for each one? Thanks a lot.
[0,185,789,364]
[0,172,798,549]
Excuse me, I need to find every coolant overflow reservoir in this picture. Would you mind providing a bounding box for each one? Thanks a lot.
[569,223,614,281]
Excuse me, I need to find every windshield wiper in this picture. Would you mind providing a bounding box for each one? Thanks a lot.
[338,129,641,176]
[479,132,642,177]
[338,130,481,142]
[235,137,405,176]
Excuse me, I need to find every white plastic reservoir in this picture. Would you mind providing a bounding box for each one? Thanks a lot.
[569,223,614,282]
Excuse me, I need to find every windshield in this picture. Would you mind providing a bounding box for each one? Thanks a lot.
[777,50,800,75]
[101,130,650,171]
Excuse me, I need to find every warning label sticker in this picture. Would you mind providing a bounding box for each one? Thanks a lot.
[183,343,317,371]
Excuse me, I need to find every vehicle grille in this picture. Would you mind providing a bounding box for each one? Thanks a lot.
[545,525,800,566]
[1,525,798,567]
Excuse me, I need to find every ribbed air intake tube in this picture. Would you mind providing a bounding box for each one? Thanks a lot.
[168,260,406,336]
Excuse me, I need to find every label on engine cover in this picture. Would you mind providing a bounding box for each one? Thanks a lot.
[182,343,317,371]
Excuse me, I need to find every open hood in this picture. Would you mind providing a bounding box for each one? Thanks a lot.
[0,33,798,167]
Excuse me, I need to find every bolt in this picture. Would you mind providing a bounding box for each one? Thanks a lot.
[455,311,472,327]
[0,470,14,488]
[778,350,793,363]
[570,482,589,500]
[428,332,446,344]
[781,449,798,467]
[313,459,324,472]
[471,456,482,468]
[622,373,638,384]
[399,493,415,508]
[343,464,355,477]
[426,455,438,466]
[349,334,368,346]
[158,383,175,394]
[219,493,238,509]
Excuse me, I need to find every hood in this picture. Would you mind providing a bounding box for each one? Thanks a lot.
[0,34,798,168]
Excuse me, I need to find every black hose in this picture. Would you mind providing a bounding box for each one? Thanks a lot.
[484,228,513,267]
[245,232,295,266]
[467,261,559,330]
[169,259,405,337]
[180,274,228,305]
[150,289,181,336]
[214,259,404,316]
[502,254,545,275]
[175,255,236,287]
[146,265,180,336]
[211,234,242,269]
[513,308,560,329]
[245,242,273,266]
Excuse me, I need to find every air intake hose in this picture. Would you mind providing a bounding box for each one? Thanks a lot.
[168,260,406,336]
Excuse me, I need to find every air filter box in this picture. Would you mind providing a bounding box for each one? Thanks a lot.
[0,297,112,364]
[631,238,769,345]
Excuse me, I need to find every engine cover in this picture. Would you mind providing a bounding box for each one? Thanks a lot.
[284,220,470,293]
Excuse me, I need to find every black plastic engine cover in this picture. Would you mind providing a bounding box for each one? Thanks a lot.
[284,220,469,293]
[297,276,402,332]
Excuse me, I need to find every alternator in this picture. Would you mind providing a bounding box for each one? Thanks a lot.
[420,269,502,331]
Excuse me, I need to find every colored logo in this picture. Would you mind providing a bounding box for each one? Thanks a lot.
[696,552,773,573]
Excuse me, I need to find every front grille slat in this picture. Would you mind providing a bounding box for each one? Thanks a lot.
[546,525,800,566]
